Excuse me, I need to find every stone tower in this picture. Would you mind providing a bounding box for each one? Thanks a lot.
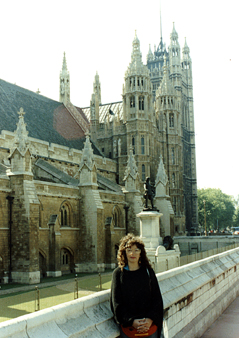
[122,31,157,183]
[155,54,184,233]
[152,23,198,233]
[59,52,70,104]
[181,37,198,232]
[7,108,40,284]
[83,24,198,234]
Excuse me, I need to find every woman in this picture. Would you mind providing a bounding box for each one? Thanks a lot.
[110,233,164,338]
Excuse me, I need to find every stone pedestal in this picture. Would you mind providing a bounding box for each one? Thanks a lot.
[137,211,163,249]
[137,210,181,273]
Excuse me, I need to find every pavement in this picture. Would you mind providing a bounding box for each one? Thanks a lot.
[0,272,112,296]
[201,295,239,338]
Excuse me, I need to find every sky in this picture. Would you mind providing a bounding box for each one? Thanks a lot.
[0,0,238,198]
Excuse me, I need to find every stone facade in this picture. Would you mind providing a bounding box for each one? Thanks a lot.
[82,25,198,235]
[0,110,140,283]
[0,23,198,284]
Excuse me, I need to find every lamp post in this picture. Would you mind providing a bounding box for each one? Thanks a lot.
[203,200,207,236]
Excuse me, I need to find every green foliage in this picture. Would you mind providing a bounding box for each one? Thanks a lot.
[197,188,235,230]
[233,207,239,227]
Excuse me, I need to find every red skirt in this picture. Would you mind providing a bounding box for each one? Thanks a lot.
[121,324,158,337]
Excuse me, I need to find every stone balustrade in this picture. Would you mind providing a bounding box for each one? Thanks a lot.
[1,247,239,338]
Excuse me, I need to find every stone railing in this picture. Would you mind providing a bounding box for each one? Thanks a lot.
[1,247,239,338]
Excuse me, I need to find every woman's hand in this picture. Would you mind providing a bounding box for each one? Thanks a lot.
[132,318,153,333]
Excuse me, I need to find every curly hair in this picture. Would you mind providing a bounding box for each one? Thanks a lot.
[117,233,152,270]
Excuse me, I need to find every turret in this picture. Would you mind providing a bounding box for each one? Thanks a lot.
[123,31,153,122]
[8,108,32,175]
[90,72,101,143]
[59,52,70,104]
[168,23,181,91]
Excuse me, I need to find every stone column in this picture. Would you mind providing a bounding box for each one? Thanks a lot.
[137,210,163,266]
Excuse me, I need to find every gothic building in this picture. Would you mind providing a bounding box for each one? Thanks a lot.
[0,23,197,284]
[82,25,198,234]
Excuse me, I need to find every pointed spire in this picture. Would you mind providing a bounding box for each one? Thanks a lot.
[155,155,168,187]
[159,55,173,95]
[62,52,68,72]
[125,32,150,78]
[124,145,138,180]
[14,108,29,155]
[8,108,32,175]
[93,71,101,105]
[123,145,140,191]
[131,30,142,65]
[79,132,95,171]
[182,38,191,59]
[170,22,179,42]
[159,1,163,42]
[59,52,70,103]
[147,44,154,62]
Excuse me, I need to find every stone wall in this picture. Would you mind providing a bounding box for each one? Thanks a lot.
[1,247,239,337]
[174,235,239,256]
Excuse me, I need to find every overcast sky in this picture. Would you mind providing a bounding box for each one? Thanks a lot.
[0,0,238,198]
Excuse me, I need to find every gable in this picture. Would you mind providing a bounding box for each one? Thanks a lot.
[0,79,100,155]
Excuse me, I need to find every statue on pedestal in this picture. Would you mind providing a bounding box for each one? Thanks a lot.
[143,177,157,211]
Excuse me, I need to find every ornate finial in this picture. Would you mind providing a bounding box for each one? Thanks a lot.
[124,145,138,180]
[18,107,25,118]
[155,155,168,187]
[62,52,67,70]
[13,108,29,154]
[79,133,94,170]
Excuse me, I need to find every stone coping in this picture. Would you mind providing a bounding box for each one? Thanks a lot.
[0,248,239,337]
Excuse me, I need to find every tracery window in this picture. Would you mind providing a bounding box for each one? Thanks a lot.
[141,137,145,154]
[132,137,135,154]
[172,148,175,164]
[130,95,135,108]
[62,249,69,265]
[113,206,122,228]
[172,173,175,188]
[139,96,144,110]
[60,202,71,227]
[169,113,174,127]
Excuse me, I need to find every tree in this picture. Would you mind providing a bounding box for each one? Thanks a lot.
[197,188,235,231]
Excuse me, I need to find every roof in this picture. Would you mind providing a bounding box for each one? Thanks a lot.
[34,158,122,193]
[34,158,79,186]
[0,79,101,156]
[82,101,123,124]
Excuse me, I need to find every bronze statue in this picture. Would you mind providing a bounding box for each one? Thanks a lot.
[143,177,155,210]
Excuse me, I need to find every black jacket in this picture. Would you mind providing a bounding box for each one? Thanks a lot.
[110,266,164,335]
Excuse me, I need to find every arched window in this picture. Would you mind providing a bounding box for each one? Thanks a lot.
[113,206,122,228]
[142,164,145,181]
[62,250,69,265]
[172,173,175,188]
[172,148,175,164]
[173,197,177,213]
[60,202,72,227]
[132,137,135,154]
[169,113,174,127]
[139,96,144,110]
[130,95,135,108]
[61,206,67,226]
[141,137,145,154]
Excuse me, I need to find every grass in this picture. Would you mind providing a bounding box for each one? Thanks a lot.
[0,273,112,323]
